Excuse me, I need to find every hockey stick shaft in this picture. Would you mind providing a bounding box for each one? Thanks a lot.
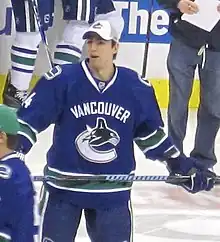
[141,0,154,78]
[30,0,54,68]
[32,174,192,184]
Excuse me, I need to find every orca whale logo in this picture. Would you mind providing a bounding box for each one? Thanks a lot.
[75,117,120,163]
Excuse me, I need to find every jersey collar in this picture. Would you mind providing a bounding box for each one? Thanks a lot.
[1,151,23,162]
[81,59,118,93]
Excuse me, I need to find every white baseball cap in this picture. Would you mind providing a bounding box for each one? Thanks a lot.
[83,20,119,43]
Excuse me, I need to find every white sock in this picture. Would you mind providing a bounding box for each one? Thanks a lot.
[54,20,89,65]
[10,32,41,91]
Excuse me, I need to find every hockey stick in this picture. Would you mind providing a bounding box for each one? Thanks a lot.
[32,174,195,185]
[30,0,54,68]
[141,0,154,78]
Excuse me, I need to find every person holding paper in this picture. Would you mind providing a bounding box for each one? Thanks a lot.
[156,0,220,169]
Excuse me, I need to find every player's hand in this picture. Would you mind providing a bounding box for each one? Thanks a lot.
[177,0,199,14]
[166,155,216,193]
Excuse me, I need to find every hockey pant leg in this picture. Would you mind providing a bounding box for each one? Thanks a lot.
[85,201,133,242]
[38,186,82,242]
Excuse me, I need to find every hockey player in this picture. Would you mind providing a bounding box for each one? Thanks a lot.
[0,105,34,242]
[3,0,124,108]
[16,20,215,242]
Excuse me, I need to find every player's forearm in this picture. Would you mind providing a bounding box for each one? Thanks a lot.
[134,127,180,161]
[156,0,180,9]
[17,120,37,154]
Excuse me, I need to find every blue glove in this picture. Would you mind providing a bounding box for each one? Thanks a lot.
[166,155,216,193]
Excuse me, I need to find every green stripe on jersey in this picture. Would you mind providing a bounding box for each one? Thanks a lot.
[45,166,133,191]
[135,129,166,151]
[19,122,37,145]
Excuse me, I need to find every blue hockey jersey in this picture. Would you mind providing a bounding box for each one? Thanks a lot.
[0,152,34,242]
[17,60,180,208]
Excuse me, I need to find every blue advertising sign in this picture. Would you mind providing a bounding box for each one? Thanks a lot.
[0,1,171,43]
[114,0,171,43]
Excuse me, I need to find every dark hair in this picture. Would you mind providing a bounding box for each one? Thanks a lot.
[6,134,19,150]
[111,40,118,60]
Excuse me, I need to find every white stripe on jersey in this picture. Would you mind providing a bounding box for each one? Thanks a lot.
[143,133,169,153]
[18,119,38,134]
[0,232,11,240]
[24,0,31,32]
[85,0,91,22]
[38,190,49,242]
[77,0,83,20]
[11,49,37,59]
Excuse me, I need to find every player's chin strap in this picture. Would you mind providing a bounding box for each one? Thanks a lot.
[31,174,220,184]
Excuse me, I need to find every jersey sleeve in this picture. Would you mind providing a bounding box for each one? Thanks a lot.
[133,76,180,161]
[17,65,67,153]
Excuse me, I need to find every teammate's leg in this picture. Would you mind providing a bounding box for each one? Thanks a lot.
[54,0,94,65]
[38,187,82,242]
[53,19,89,65]
[95,0,124,40]
[54,0,123,65]
[3,0,54,108]
[85,201,133,242]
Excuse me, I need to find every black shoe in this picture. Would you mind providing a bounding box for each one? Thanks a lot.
[3,73,28,108]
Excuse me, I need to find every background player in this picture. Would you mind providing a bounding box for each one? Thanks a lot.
[156,0,220,169]
[0,104,34,242]
[16,20,215,242]
[3,0,124,108]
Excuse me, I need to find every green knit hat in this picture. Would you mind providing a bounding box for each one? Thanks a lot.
[0,105,20,135]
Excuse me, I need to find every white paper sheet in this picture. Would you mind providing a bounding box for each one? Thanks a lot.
[181,0,220,32]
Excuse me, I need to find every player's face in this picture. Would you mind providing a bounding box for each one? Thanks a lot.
[0,131,7,147]
[87,36,118,68]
